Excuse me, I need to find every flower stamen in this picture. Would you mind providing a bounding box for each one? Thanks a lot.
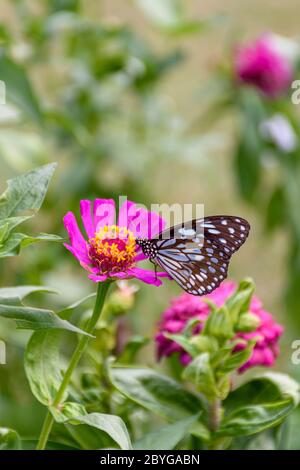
[88,225,136,275]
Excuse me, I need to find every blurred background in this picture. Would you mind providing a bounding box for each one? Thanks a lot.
[1,0,300,446]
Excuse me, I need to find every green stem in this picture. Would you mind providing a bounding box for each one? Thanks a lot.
[208,399,224,450]
[36,281,111,450]
[208,399,221,433]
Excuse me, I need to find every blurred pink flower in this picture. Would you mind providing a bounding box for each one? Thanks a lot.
[63,199,168,286]
[155,281,283,373]
[235,34,293,97]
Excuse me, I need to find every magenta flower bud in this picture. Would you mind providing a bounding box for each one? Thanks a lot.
[155,281,283,373]
[235,34,294,97]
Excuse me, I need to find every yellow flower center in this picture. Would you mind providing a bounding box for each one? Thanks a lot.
[88,225,136,275]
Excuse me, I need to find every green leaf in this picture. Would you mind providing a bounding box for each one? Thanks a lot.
[0,232,62,258]
[164,333,198,357]
[109,366,203,421]
[217,342,255,374]
[225,372,300,411]
[225,278,255,324]
[217,399,294,437]
[183,317,202,336]
[202,306,234,339]
[117,336,149,364]
[50,402,132,450]
[234,128,261,201]
[133,414,200,450]
[256,372,300,406]
[51,402,86,423]
[235,89,265,202]
[0,216,32,236]
[0,428,21,450]
[218,372,300,437]
[0,51,44,125]
[0,163,57,219]
[25,330,65,406]
[70,413,132,450]
[182,353,218,399]
[0,298,92,335]
[135,0,185,29]
[58,293,96,320]
[0,285,57,300]
[210,339,246,369]
[135,0,214,35]
[285,408,300,449]
[265,185,286,232]
[0,164,59,258]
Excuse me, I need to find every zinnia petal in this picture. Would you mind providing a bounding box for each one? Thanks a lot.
[128,267,164,286]
[93,198,116,232]
[128,207,166,239]
[80,199,94,238]
[63,212,87,253]
[117,200,136,229]
[64,243,89,265]
[88,273,109,282]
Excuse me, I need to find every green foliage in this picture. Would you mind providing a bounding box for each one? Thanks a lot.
[219,372,300,439]
[0,163,56,219]
[25,331,65,406]
[133,414,200,450]
[210,65,300,326]
[110,366,204,421]
[0,164,61,258]
[0,0,299,453]
[183,353,218,399]
[50,402,132,450]
[0,291,91,335]
[0,428,21,450]
[0,51,44,125]
[135,0,212,35]
[160,280,257,402]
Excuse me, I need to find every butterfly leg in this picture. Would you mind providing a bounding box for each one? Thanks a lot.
[150,258,158,281]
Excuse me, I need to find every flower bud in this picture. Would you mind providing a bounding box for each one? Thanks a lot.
[236,312,261,332]
[189,335,218,354]
[107,281,138,316]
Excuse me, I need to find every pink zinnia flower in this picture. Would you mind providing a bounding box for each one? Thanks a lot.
[235,34,293,97]
[63,199,168,286]
[155,281,283,373]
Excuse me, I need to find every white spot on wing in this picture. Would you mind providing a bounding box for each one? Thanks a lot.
[178,228,196,236]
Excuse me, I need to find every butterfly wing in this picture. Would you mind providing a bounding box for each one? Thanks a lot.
[153,216,250,295]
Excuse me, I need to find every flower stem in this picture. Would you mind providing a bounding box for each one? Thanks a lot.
[208,399,221,433]
[36,281,111,450]
[207,399,224,450]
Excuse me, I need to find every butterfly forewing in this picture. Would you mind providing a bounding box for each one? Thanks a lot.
[150,215,250,296]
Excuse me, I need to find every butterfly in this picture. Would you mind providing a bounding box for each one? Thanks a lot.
[136,215,250,296]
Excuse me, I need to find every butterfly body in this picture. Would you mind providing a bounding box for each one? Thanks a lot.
[136,215,250,296]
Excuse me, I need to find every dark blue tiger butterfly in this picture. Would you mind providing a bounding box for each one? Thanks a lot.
[136,215,250,296]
